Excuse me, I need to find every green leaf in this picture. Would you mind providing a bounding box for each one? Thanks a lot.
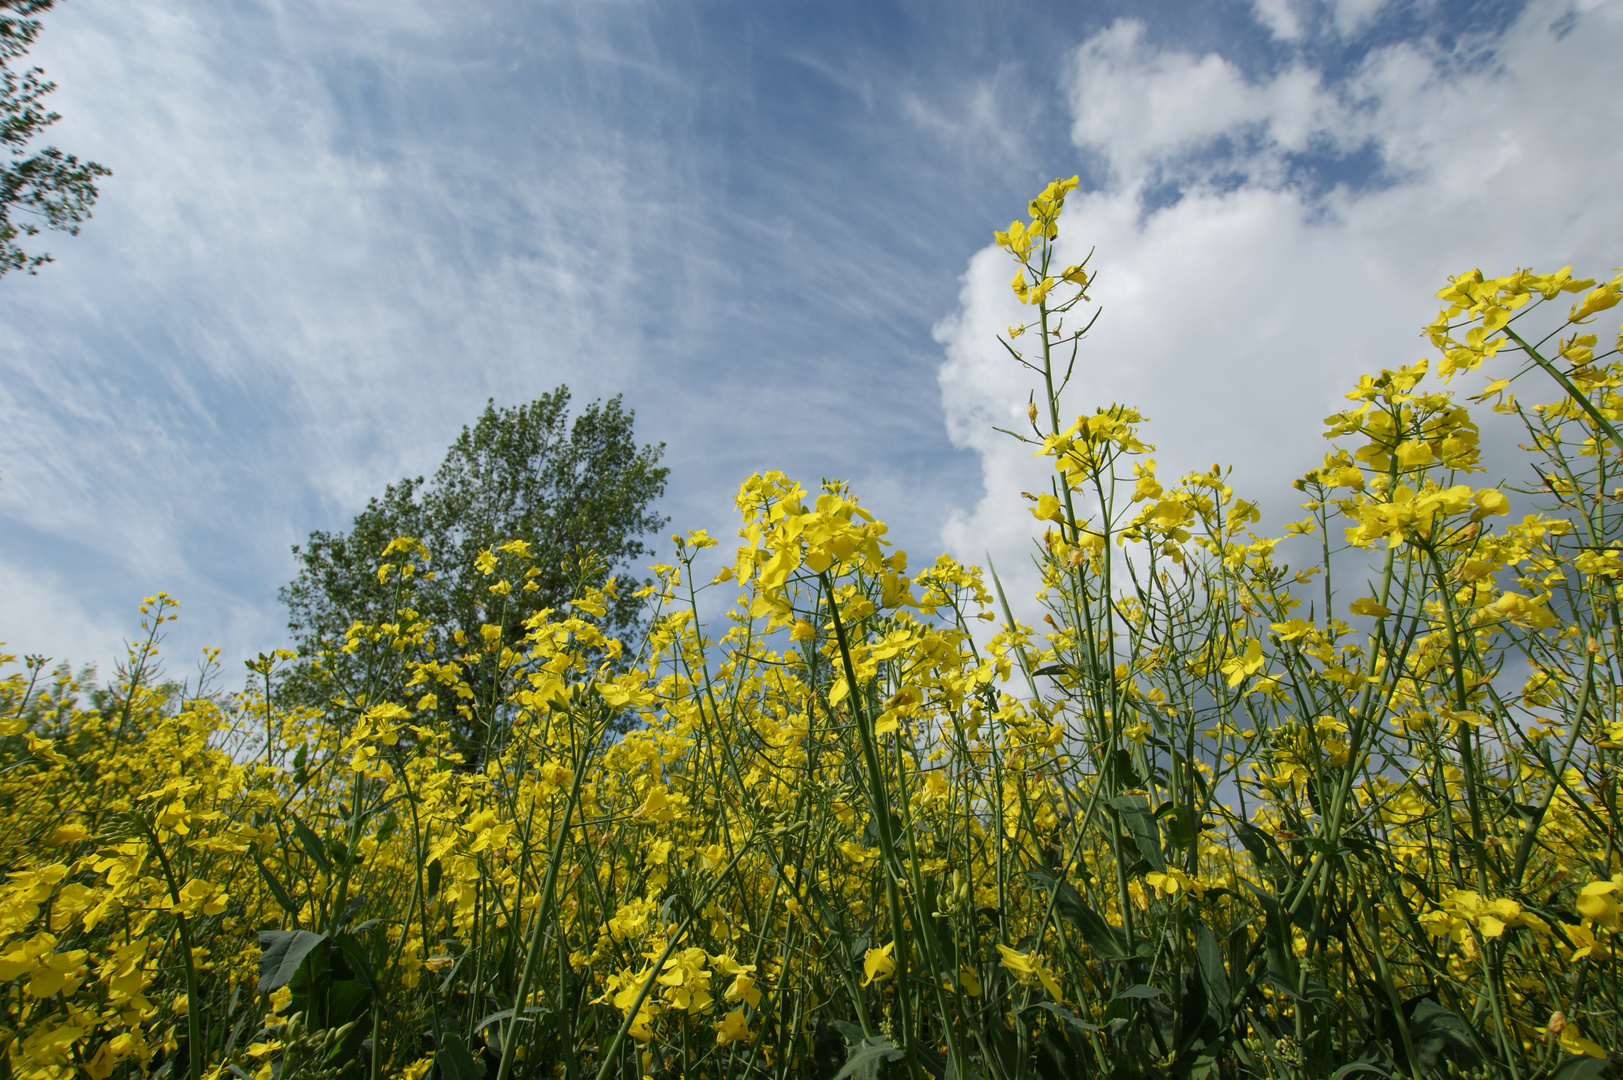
[256,930,326,993]
[333,894,367,933]
[1028,1000,1102,1037]
[1108,795,1164,872]
[1551,1055,1617,1080]
[1027,870,1128,960]
[915,1045,947,1080]
[332,932,377,993]
[254,855,300,918]
[832,1036,906,1080]
[291,815,332,876]
[1262,974,1335,1004]
[1109,750,1143,791]
[830,1020,867,1047]
[1034,1024,1070,1080]
[1112,984,1163,1002]
[435,1034,483,1080]
[1188,1050,1222,1080]
[1232,821,1276,873]
[1159,803,1200,849]
[1406,998,1481,1072]
[1329,1064,1392,1079]
[474,1008,513,1035]
[325,977,371,1028]
[1242,882,1296,987]
[1193,923,1230,1025]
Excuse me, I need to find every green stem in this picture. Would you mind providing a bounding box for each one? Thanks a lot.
[134,814,203,1080]
[494,710,595,1080]
[1511,651,1595,887]
[821,571,924,1079]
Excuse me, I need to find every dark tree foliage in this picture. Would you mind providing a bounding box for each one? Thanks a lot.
[280,389,668,758]
[0,0,109,276]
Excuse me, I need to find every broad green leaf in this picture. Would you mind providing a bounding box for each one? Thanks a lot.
[1550,1055,1615,1080]
[1407,998,1481,1072]
[833,1036,906,1080]
[1108,794,1165,872]
[435,1034,482,1080]
[1329,1064,1392,1079]
[256,930,326,993]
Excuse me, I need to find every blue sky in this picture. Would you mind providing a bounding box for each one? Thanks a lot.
[2,0,1619,677]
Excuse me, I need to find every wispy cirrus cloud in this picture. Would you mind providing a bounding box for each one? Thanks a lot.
[0,2,710,669]
[0,1,1052,671]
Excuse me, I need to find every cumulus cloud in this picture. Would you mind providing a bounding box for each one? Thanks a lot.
[936,0,1623,609]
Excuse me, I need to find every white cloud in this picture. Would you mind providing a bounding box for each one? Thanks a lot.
[1252,0,1305,42]
[937,0,1623,610]
[1253,0,1398,42]
[1331,0,1395,37]
[1068,20,1356,192]
[0,557,129,678]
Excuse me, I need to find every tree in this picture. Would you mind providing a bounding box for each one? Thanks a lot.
[0,0,109,277]
[280,388,668,756]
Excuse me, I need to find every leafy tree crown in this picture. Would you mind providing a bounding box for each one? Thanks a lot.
[280,388,668,752]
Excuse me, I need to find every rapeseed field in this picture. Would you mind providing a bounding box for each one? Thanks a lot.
[3,180,1622,1079]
